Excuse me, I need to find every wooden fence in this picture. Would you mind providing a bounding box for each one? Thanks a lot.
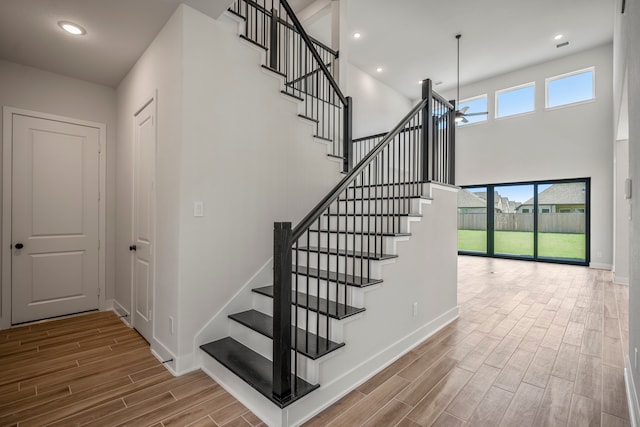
[458,213,585,234]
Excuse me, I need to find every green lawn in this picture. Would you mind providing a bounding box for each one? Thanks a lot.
[458,230,586,260]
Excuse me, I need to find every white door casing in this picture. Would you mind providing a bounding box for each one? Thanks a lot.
[2,108,106,326]
[132,99,156,343]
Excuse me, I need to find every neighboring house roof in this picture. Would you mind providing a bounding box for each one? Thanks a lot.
[519,182,586,207]
[458,189,487,208]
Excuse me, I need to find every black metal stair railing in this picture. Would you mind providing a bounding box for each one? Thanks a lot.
[354,87,457,183]
[229,0,353,170]
[271,79,456,402]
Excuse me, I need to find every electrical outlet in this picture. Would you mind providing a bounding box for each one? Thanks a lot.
[412,302,418,317]
[169,316,174,335]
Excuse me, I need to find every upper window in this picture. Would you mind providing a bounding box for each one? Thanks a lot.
[496,82,535,118]
[457,95,488,126]
[546,67,595,108]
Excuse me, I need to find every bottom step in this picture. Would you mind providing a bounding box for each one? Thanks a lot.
[200,337,319,408]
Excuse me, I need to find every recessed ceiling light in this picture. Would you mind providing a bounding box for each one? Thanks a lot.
[418,80,423,85]
[376,67,383,73]
[58,21,86,36]
[353,32,361,39]
[554,34,564,40]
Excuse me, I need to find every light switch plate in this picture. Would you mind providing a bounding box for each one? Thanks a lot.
[194,201,204,217]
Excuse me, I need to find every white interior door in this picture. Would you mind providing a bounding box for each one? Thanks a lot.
[11,114,100,324]
[132,100,156,342]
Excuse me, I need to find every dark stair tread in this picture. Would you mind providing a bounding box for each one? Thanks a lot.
[283,85,342,107]
[227,8,246,20]
[313,135,333,142]
[327,153,345,160]
[337,195,432,202]
[324,212,422,218]
[349,182,425,189]
[281,90,304,101]
[298,114,319,123]
[308,228,412,238]
[239,35,267,51]
[261,64,287,78]
[228,310,344,359]
[294,266,382,288]
[200,337,318,408]
[297,246,398,261]
[252,286,365,319]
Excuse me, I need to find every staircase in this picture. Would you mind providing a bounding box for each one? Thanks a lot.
[199,0,457,421]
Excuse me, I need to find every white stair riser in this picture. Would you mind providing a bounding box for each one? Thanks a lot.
[331,198,420,215]
[289,276,364,302]
[306,232,394,254]
[294,252,387,277]
[319,215,411,234]
[228,321,320,383]
[251,291,346,340]
[346,185,424,200]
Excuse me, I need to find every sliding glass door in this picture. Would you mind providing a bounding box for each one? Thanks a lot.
[493,184,534,258]
[457,179,589,265]
[457,186,488,254]
[536,182,587,262]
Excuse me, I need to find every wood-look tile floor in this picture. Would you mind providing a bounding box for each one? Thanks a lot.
[0,311,264,427]
[304,256,631,427]
[1,256,630,427]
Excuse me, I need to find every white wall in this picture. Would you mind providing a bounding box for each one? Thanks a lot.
[347,64,413,138]
[614,0,640,419]
[115,5,343,370]
[0,59,117,327]
[288,184,459,426]
[115,6,184,358]
[452,44,614,268]
[177,7,341,369]
[614,139,630,284]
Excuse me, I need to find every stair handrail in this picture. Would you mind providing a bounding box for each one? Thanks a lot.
[272,79,456,402]
[277,0,353,172]
[291,99,426,241]
[278,0,347,107]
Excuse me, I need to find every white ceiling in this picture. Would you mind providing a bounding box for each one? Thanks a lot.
[0,0,615,96]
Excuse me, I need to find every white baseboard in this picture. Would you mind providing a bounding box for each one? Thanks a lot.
[290,305,460,426]
[589,262,612,270]
[625,355,639,427]
[615,275,630,285]
[112,300,131,327]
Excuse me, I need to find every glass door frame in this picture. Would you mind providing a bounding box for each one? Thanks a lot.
[458,178,590,266]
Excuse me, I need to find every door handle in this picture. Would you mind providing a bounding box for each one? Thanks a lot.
[129,245,137,252]
[14,243,24,250]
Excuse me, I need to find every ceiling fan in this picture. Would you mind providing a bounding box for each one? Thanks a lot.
[454,34,488,123]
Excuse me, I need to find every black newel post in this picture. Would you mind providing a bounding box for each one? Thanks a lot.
[343,96,353,173]
[421,79,433,183]
[270,9,279,70]
[273,222,292,400]
[448,99,456,185]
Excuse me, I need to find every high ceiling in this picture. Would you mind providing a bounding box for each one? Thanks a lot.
[298,0,615,99]
[0,0,615,96]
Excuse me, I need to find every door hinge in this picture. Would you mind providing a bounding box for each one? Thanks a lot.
[98,144,102,154]
[98,287,101,298]
[98,240,101,249]
[98,191,101,201]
